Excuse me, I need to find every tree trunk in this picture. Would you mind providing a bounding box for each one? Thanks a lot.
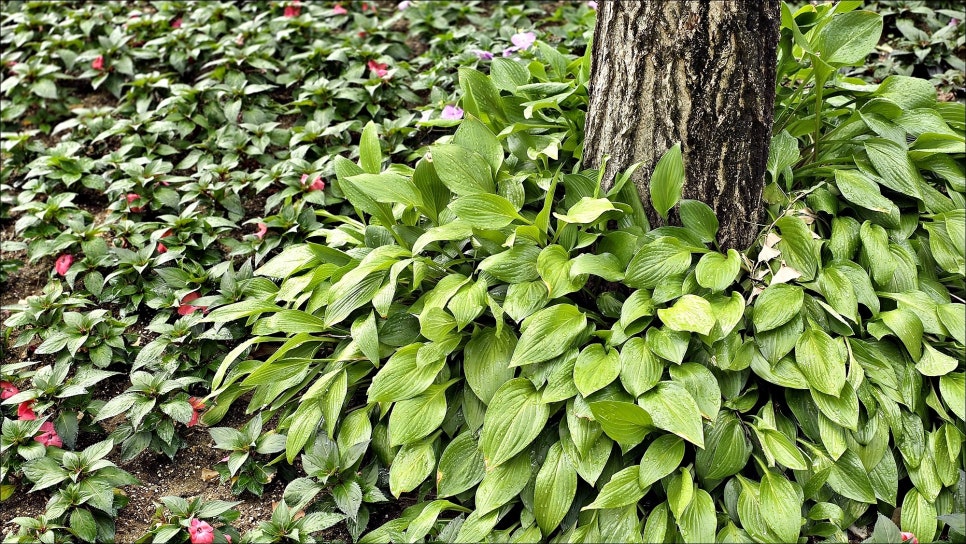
[584,0,780,250]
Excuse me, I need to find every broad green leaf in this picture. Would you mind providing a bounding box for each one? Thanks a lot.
[437,432,486,498]
[619,337,663,397]
[389,382,451,446]
[668,468,694,519]
[756,427,809,471]
[479,243,541,283]
[817,265,859,323]
[760,470,802,544]
[537,245,585,299]
[389,436,437,498]
[678,488,716,544]
[679,199,719,244]
[359,121,382,174]
[510,304,586,367]
[766,130,800,186]
[368,344,444,402]
[625,237,693,289]
[584,466,646,510]
[900,489,937,543]
[916,342,959,377]
[795,328,847,396]
[450,194,522,230]
[696,412,752,481]
[638,382,705,448]
[811,10,882,65]
[588,400,654,448]
[775,215,820,281]
[430,144,495,195]
[939,372,965,421]
[645,327,690,365]
[70,508,97,543]
[834,169,899,215]
[504,281,550,323]
[880,308,924,361]
[573,344,621,397]
[669,363,721,420]
[754,284,804,332]
[534,442,576,534]
[475,452,531,515]
[864,138,925,200]
[553,197,618,224]
[828,449,876,503]
[480,379,550,468]
[695,250,741,293]
[638,434,685,488]
[454,115,503,176]
[658,295,716,336]
[464,327,517,404]
[650,143,685,220]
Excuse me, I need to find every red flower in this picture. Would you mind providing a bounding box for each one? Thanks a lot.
[187,397,205,427]
[0,381,18,400]
[157,229,173,254]
[91,56,105,71]
[358,31,367,38]
[255,222,268,240]
[300,174,325,191]
[178,292,206,316]
[333,4,348,15]
[367,59,389,78]
[18,401,36,421]
[126,193,145,213]
[900,532,918,544]
[283,2,301,17]
[362,2,371,11]
[54,254,73,276]
[171,18,182,28]
[34,421,63,448]
[188,518,214,544]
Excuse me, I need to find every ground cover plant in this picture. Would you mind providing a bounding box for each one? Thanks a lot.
[0,0,964,543]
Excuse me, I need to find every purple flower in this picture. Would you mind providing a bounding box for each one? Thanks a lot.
[440,105,463,120]
[502,46,519,57]
[511,31,536,50]
[950,18,960,26]
[398,0,410,9]
[474,49,494,60]
[587,1,598,9]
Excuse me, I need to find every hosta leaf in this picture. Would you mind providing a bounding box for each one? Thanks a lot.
[388,382,452,446]
[475,452,531,515]
[939,373,965,421]
[618,337,663,398]
[696,412,752,481]
[937,303,965,345]
[553,197,618,224]
[811,381,859,430]
[669,363,721,420]
[865,138,924,200]
[760,470,802,544]
[584,466,645,510]
[588,400,654,448]
[368,344,445,402]
[389,436,437,498]
[695,250,741,293]
[450,194,522,229]
[645,327,690,365]
[534,442,576,534]
[775,215,820,281]
[900,489,937,543]
[625,237,693,289]
[668,468,694,519]
[638,382,705,448]
[464,327,517,405]
[834,169,899,215]
[754,284,804,332]
[537,245,585,299]
[638,434,685,488]
[916,342,959,377]
[880,308,924,361]
[430,144,495,195]
[573,344,621,397]
[828,449,876,504]
[811,10,883,65]
[658,295,716,336]
[795,327,847,396]
[650,143,685,220]
[679,199,719,244]
[437,432,486,498]
[481,379,549,468]
[678,488,716,544]
[510,304,586,367]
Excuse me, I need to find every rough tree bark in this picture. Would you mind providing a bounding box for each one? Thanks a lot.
[584,0,780,250]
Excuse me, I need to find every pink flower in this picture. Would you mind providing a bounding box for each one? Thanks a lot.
[157,229,173,254]
[301,174,325,191]
[283,2,301,17]
[178,292,206,316]
[511,31,536,50]
[397,0,410,9]
[367,59,389,78]
[502,46,519,57]
[361,2,372,11]
[188,518,214,544]
[91,55,105,71]
[126,193,145,213]
[900,532,918,544]
[171,18,182,28]
[34,421,63,448]
[587,1,598,9]
[187,397,205,427]
[474,50,493,60]
[54,254,73,276]
[0,381,18,400]
[333,4,347,15]
[441,105,464,120]
[255,222,268,240]
[225,535,231,544]
[18,401,36,421]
